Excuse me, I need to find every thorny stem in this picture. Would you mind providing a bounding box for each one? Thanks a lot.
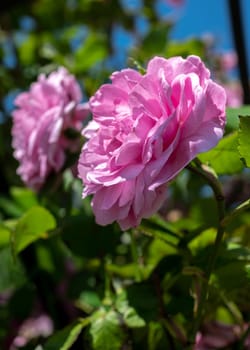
[187,160,226,344]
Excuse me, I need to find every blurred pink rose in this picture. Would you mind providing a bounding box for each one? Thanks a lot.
[78,55,226,230]
[194,321,249,350]
[224,82,243,107]
[12,67,89,190]
[220,51,238,72]
[11,314,53,349]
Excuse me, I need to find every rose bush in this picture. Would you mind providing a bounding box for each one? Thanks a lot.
[78,55,226,230]
[12,67,89,190]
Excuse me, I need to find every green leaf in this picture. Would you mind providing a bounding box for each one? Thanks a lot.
[10,187,38,211]
[0,223,11,248]
[123,307,146,328]
[142,23,170,56]
[238,115,250,167]
[90,309,125,350]
[139,215,181,247]
[74,32,107,72]
[18,33,37,65]
[199,132,243,174]
[188,228,217,254]
[214,260,249,292]
[126,282,159,322]
[0,197,24,217]
[226,106,250,132]
[107,262,144,279]
[190,197,218,228]
[116,290,146,328]
[62,212,119,258]
[148,321,170,350]
[13,206,56,253]
[146,239,177,276]
[213,245,250,293]
[44,320,86,350]
[166,38,205,58]
[77,290,102,313]
[215,306,237,325]
[0,246,26,292]
[245,265,250,281]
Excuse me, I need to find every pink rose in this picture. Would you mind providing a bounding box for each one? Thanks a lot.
[78,55,226,230]
[12,67,89,190]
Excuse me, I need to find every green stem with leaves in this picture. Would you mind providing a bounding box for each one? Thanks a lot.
[187,160,226,343]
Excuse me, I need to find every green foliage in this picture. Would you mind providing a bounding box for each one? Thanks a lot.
[0,246,26,292]
[74,32,108,73]
[12,206,56,253]
[44,320,88,350]
[238,115,250,167]
[0,223,11,248]
[166,38,205,58]
[226,105,250,132]
[89,309,126,350]
[1,0,250,349]
[148,321,170,350]
[141,23,170,57]
[199,132,244,174]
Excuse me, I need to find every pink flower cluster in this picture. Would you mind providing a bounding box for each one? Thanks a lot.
[78,55,226,230]
[12,67,89,190]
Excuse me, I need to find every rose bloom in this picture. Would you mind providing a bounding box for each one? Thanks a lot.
[78,55,226,230]
[12,67,89,190]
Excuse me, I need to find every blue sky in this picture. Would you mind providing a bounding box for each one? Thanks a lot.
[119,0,250,78]
[164,0,250,59]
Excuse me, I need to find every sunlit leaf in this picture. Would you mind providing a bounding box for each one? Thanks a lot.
[0,223,11,248]
[226,105,250,132]
[90,309,125,350]
[10,187,38,211]
[77,290,102,313]
[107,262,145,279]
[116,290,146,328]
[166,38,205,58]
[238,115,250,167]
[13,206,56,253]
[18,33,37,65]
[44,320,87,350]
[199,132,243,174]
[188,228,217,254]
